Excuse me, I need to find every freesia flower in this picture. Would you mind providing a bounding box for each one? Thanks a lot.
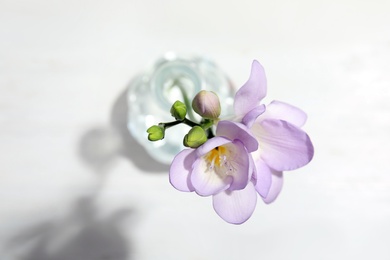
[161,59,313,225]
[234,60,314,203]
[169,120,260,224]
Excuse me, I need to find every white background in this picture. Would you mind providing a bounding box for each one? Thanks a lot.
[1,0,390,259]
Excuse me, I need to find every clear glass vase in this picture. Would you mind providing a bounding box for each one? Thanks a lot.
[127,53,235,164]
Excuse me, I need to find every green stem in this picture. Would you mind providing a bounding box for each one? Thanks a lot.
[160,118,200,129]
[160,121,182,129]
[200,119,214,130]
[183,118,200,127]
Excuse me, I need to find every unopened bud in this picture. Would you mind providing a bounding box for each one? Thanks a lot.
[146,125,164,141]
[192,90,221,119]
[170,100,187,120]
[183,126,207,148]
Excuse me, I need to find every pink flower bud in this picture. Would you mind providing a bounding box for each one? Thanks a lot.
[192,90,221,119]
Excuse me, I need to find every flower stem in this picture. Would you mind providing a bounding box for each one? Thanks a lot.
[200,119,214,130]
[160,118,200,129]
[159,121,182,129]
[183,118,200,127]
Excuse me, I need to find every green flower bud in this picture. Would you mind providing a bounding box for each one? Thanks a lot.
[170,100,187,120]
[192,90,221,119]
[183,126,208,148]
[146,125,164,141]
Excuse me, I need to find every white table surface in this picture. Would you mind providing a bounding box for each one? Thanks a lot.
[1,0,390,259]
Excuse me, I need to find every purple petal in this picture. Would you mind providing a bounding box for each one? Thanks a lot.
[242,104,266,128]
[191,139,253,196]
[196,136,231,157]
[253,159,272,198]
[248,151,256,184]
[216,121,258,153]
[191,156,232,197]
[253,119,314,171]
[212,181,257,224]
[234,60,267,116]
[223,141,251,191]
[262,171,283,204]
[169,149,196,192]
[261,100,307,127]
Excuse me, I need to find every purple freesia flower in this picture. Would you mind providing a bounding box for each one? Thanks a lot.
[235,60,314,203]
[169,120,259,224]
[169,60,314,224]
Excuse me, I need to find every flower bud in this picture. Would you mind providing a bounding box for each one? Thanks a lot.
[146,125,164,141]
[170,100,187,120]
[192,90,221,119]
[183,126,207,148]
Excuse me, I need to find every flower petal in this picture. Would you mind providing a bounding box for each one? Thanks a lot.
[234,60,267,116]
[242,104,266,128]
[216,121,258,153]
[253,159,272,198]
[262,171,283,204]
[196,136,231,157]
[261,100,307,127]
[169,149,196,192]
[223,141,251,191]
[191,156,232,196]
[253,119,314,171]
[212,181,257,224]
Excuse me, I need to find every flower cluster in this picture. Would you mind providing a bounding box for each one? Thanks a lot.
[147,60,314,224]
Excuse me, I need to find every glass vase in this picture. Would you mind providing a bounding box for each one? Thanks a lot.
[127,53,235,164]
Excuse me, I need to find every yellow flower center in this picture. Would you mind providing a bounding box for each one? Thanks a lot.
[204,145,236,175]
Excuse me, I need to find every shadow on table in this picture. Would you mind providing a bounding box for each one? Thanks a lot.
[110,83,169,173]
[79,81,169,174]
[5,193,134,260]
[5,83,172,259]
[3,85,156,259]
